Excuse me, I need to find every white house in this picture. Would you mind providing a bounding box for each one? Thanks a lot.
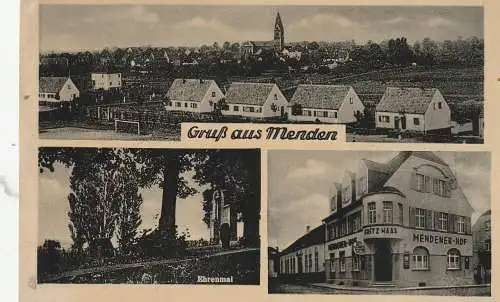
[375,87,451,134]
[165,78,224,113]
[39,77,80,104]
[91,72,122,90]
[222,82,288,118]
[288,84,364,124]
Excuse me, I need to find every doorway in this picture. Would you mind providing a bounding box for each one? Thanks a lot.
[394,118,400,129]
[374,240,392,282]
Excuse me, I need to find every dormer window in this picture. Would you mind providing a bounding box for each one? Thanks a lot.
[330,195,337,212]
[343,185,351,205]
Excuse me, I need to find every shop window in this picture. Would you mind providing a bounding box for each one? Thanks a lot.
[412,246,429,270]
[383,201,393,223]
[339,251,346,272]
[415,208,426,229]
[447,249,461,270]
[352,255,361,271]
[368,202,376,224]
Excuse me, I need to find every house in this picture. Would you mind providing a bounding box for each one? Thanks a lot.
[375,87,451,134]
[288,84,364,124]
[39,76,80,104]
[165,78,224,113]
[279,225,326,283]
[222,82,288,118]
[91,72,122,90]
[279,151,475,287]
[472,210,491,284]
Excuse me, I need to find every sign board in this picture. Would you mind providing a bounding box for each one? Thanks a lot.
[403,252,410,269]
[353,241,366,255]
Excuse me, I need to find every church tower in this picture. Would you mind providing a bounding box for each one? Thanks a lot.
[273,11,285,51]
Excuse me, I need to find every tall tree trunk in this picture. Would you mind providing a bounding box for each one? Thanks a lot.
[158,150,181,240]
[242,193,260,247]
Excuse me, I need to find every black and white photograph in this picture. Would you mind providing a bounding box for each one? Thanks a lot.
[267,150,490,295]
[38,5,483,143]
[37,147,260,284]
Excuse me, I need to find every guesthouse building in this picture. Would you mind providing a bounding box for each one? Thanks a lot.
[287,84,364,124]
[91,72,122,90]
[375,87,452,134]
[165,78,225,113]
[278,151,475,287]
[472,210,491,284]
[222,82,288,119]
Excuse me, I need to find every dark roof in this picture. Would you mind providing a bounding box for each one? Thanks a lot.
[480,210,491,217]
[166,79,215,102]
[39,77,69,93]
[225,82,276,106]
[290,84,352,110]
[376,87,440,114]
[281,225,325,255]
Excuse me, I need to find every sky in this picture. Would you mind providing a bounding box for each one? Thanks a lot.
[267,151,490,251]
[40,5,483,52]
[38,161,243,249]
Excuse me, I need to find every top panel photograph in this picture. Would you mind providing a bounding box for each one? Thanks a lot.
[38,5,483,143]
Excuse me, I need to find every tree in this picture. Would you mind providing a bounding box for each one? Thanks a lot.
[37,239,63,275]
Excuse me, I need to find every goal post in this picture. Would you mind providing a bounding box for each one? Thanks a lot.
[114,119,141,135]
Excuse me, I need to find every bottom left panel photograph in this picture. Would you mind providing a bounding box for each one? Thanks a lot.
[37,147,261,285]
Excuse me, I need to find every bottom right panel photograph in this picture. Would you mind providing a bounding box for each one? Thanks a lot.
[267,150,491,296]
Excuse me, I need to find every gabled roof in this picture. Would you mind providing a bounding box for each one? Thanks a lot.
[281,224,325,256]
[166,79,216,102]
[290,84,352,110]
[376,87,440,114]
[225,82,276,106]
[39,77,69,94]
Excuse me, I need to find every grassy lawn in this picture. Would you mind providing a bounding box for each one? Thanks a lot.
[39,126,181,140]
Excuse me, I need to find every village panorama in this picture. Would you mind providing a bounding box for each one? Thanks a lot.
[38,6,484,143]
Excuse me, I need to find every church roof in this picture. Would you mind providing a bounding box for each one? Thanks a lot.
[275,11,284,31]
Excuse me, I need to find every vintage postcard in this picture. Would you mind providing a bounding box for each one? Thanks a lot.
[268,150,491,296]
[37,4,483,143]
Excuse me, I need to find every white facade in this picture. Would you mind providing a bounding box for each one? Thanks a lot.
[376,90,451,132]
[91,73,122,90]
[280,242,325,275]
[223,84,288,118]
[39,78,80,103]
[288,87,364,124]
[165,81,224,113]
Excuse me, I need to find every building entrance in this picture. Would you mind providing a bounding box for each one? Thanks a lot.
[374,240,392,282]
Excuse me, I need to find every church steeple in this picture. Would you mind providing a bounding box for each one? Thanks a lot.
[273,11,284,51]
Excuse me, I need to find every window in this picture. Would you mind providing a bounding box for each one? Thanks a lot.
[368,202,376,224]
[323,111,328,118]
[447,249,461,270]
[292,258,295,273]
[413,247,429,270]
[274,94,278,100]
[309,254,313,272]
[416,208,426,229]
[212,91,216,97]
[383,201,393,223]
[433,179,447,197]
[314,248,319,272]
[398,203,404,224]
[349,97,353,104]
[184,102,188,107]
[110,81,113,86]
[176,102,181,107]
[357,176,367,196]
[250,107,255,113]
[333,111,338,118]
[352,255,361,271]
[339,251,346,272]
[352,212,361,232]
[457,216,465,234]
[328,224,335,240]
[233,106,239,111]
[256,107,262,113]
[437,212,448,231]
[330,253,335,272]
[416,174,425,191]
[330,196,337,212]
[343,185,351,205]
[340,220,346,236]
[306,110,312,116]
[413,118,420,125]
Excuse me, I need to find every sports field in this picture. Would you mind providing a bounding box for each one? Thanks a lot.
[39,127,180,141]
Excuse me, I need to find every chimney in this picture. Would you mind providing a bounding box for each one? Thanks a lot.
[306,225,311,233]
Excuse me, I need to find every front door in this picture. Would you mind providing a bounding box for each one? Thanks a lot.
[374,241,392,282]
[394,117,400,129]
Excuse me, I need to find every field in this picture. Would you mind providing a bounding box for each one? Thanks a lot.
[39,126,181,140]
